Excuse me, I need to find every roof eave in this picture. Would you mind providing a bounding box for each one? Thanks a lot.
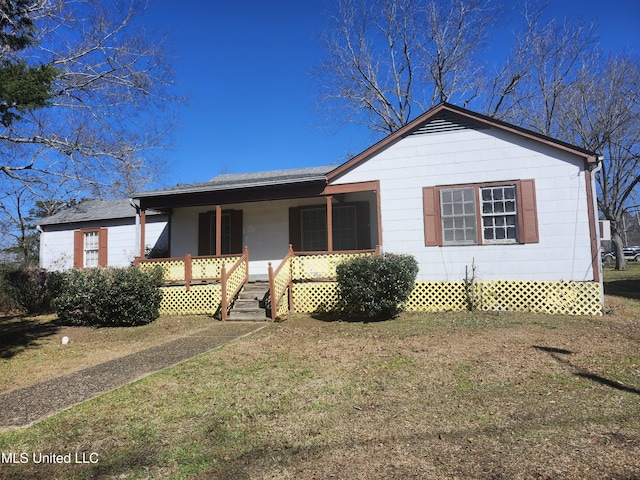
[326,102,600,182]
[133,175,329,199]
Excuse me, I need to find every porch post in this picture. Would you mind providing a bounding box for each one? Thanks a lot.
[326,195,333,252]
[215,204,222,256]
[139,209,146,259]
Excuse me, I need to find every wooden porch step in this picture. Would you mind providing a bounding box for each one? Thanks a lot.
[227,282,270,321]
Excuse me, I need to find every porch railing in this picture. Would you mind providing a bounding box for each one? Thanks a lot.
[220,247,249,320]
[267,245,294,321]
[292,246,380,280]
[136,250,247,292]
[268,245,380,320]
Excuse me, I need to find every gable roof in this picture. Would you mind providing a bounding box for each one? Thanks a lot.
[38,198,163,227]
[327,102,600,181]
[131,103,599,207]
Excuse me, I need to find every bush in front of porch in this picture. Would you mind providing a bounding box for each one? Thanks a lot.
[333,253,418,321]
[54,266,164,327]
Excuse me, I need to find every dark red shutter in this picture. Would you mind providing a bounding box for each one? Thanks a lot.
[519,179,539,244]
[73,230,83,269]
[198,212,212,255]
[98,228,108,266]
[229,209,243,254]
[289,207,301,252]
[423,187,441,246]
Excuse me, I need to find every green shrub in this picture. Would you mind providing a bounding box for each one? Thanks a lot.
[335,253,418,320]
[1,266,60,314]
[54,266,163,327]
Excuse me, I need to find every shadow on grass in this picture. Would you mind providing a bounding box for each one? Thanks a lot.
[311,310,397,323]
[603,279,640,300]
[533,345,640,395]
[0,315,60,359]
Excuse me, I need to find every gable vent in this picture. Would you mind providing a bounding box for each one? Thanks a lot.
[410,113,487,136]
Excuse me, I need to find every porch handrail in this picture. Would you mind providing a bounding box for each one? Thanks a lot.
[220,247,249,320]
[291,246,380,281]
[268,244,294,321]
[136,252,243,291]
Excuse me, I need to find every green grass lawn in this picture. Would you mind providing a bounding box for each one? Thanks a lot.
[0,267,638,479]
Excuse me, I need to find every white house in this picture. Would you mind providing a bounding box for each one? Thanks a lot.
[39,103,603,316]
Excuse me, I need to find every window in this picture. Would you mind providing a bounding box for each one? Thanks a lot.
[423,179,538,247]
[333,205,358,250]
[73,228,108,268]
[481,185,517,242]
[198,209,243,255]
[289,202,371,252]
[440,187,477,245]
[301,207,328,251]
[83,231,99,268]
[218,213,232,254]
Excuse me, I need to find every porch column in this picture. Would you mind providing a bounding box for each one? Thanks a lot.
[139,209,146,259]
[215,204,222,256]
[326,195,333,252]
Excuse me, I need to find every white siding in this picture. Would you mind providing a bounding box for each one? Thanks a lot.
[331,126,595,282]
[40,216,168,271]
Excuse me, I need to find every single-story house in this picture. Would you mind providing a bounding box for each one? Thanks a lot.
[39,103,604,317]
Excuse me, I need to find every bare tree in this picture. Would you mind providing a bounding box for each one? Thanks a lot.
[315,0,500,134]
[561,55,640,269]
[488,2,598,134]
[0,0,180,197]
[422,0,497,107]
[490,4,639,270]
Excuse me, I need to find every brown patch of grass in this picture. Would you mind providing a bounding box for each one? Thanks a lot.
[0,297,638,479]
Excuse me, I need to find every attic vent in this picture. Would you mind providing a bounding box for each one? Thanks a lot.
[410,113,486,136]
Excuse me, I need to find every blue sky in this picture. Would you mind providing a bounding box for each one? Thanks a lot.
[146,0,639,186]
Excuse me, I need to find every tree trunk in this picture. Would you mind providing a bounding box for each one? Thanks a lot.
[610,228,627,271]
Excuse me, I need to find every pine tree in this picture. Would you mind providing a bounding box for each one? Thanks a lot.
[0,0,58,126]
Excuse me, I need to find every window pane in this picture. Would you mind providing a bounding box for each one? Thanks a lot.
[301,208,327,251]
[84,231,99,268]
[440,187,477,244]
[333,206,357,250]
[480,185,518,243]
[484,228,494,240]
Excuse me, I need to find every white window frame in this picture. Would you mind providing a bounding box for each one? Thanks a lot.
[480,185,518,244]
[83,230,99,268]
[440,187,478,245]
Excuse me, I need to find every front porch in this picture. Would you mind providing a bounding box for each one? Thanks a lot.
[136,247,379,319]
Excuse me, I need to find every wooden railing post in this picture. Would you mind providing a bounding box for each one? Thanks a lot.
[221,262,228,320]
[185,254,192,291]
[288,244,294,282]
[288,244,295,313]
